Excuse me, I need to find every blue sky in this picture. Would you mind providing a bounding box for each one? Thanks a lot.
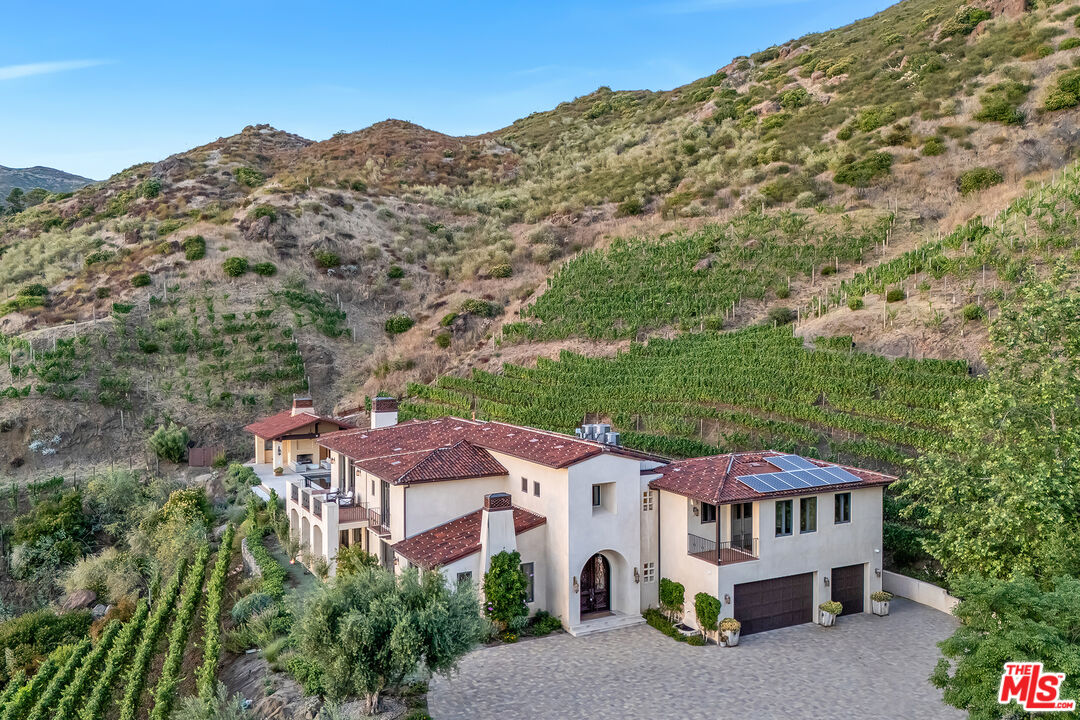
[0,0,895,180]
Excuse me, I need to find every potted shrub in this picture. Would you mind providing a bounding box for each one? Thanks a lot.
[871,590,893,616]
[720,618,741,647]
[819,600,842,627]
[273,466,284,476]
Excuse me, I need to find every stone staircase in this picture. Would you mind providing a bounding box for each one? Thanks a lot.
[567,612,646,637]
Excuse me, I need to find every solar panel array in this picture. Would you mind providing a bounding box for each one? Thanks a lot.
[738,454,861,494]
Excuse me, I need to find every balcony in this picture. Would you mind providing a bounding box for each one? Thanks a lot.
[687,533,758,566]
[368,508,391,537]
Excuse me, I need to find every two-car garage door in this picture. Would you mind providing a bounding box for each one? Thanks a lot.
[733,572,813,635]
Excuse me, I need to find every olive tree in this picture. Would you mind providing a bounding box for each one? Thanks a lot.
[294,565,484,714]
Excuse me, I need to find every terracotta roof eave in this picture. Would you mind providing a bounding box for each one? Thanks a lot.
[393,469,509,486]
[649,476,893,505]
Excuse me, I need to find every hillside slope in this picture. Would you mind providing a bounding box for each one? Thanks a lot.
[0,165,94,201]
[2,0,1080,474]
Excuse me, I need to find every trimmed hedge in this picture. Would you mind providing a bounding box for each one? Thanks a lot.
[694,592,722,633]
[246,531,287,599]
[644,608,704,646]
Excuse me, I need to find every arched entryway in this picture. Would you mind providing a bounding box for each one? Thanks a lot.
[580,553,611,615]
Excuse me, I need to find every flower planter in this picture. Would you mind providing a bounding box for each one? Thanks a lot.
[872,599,890,616]
[819,610,837,627]
[722,629,740,647]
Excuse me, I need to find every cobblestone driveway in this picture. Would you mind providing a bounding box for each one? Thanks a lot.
[430,598,963,720]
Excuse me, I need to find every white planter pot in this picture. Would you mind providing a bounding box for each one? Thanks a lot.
[723,629,740,647]
[819,611,837,627]
[872,600,890,616]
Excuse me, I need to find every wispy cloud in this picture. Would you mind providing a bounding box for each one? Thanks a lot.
[0,59,109,81]
[650,0,812,14]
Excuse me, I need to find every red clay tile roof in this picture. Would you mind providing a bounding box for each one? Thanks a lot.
[356,440,508,485]
[319,417,662,473]
[243,411,351,440]
[393,505,546,569]
[649,451,894,504]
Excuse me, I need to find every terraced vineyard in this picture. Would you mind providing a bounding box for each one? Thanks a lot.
[505,211,895,341]
[404,325,974,467]
[0,529,236,720]
[0,279,349,414]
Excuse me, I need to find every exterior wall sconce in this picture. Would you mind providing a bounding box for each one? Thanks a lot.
[572,576,579,594]
[823,576,830,587]
[633,567,640,584]
[875,568,882,577]
[723,594,731,604]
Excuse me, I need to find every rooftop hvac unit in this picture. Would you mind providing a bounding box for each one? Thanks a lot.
[605,432,620,446]
[596,423,611,436]
[575,428,584,438]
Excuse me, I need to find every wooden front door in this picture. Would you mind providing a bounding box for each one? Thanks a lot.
[580,553,610,614]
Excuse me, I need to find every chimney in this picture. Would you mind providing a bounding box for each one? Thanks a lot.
[371,396,399,429]
[291,395,314,417]
[479,493,516,570]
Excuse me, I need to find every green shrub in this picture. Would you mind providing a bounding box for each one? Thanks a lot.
[385,314,414,334]
[483,550,529,629]
[230,592,274,625]
[962,303,985,321]
[658,578,685,620]
[131,273,151,287]
[886,288,905,303]
[434,332,451,349]
[694,592,722,633]
[1061,38,1080,51]
[834,153,893,187]
[836,125,854,141]
[855,105,896,132]
[312,249,341,269]
[155,241,174,255]
[439,312,458,327]
[957,167,1003,195]
[1043,69,1080,111]
[222,257,249,277]
[686,634,706,646]
[137,178,162,199]
[766,306,796,325]
[182,235,206,261]
[96,287,111,299]
[488,263,513,278]
[387,265,405,279]
[848,296,864,310]
[940,5,991,37]
[252,262,277,277]
[527,611,563,636]
[616,197,645,216]
[973,81,1028,125]
[147,423,189,463]
[460,298,501,317]
[286,655,325,696]
[233,167,265,188]
[819,600,843,615]
[922,137,946,156]
[778,87,810,109]
[249,205,277,221]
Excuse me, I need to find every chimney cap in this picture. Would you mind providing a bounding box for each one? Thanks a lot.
[483,492,512,511]
[373,396,399,413]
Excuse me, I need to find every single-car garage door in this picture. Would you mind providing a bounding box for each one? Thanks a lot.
[830,564,864,615]
[733,572,813,635]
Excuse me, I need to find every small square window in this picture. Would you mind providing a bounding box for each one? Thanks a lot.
[701,502,717,523]
[520,562,535,602]
[642,561,656,583]
[642,491,654,511]
[456,571,473,585]
[533,481,540,497]
[521,476,528,492]
[592,485,602,507]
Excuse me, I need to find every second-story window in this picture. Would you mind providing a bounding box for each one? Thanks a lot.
[533,481,541,498]
[521,476,528,493]
[835,492,852,524]
[592,485,602,507]
[800,496,817,533]
[775,499,793,537]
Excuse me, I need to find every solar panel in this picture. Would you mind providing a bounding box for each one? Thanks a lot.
[740,463,863,494]
[788,470,823,487]
[739,474,778,493]
[775,454,818,471]
[822,465,861,484]
[767,455,802,472]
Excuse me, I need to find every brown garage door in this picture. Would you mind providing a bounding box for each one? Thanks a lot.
[734,572,813,635]
[831,564,864,615]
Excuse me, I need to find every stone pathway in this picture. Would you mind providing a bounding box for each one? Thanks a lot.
[429,598,964,720]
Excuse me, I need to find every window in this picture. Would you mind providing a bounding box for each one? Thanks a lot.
[264,439,273,450]
[520,562,535,602]
[533,481,541,497]
[835,492,851,524]
[592,485,602,507]
[642,491,654,511]
[700,502,717,523]
[456,571,473,585]
[642,561,656,583]
[521,476,528,492]
[800,496,817,533]
[371,479,375,495]
[775,500,793,537]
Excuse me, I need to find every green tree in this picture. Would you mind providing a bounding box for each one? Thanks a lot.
[930,575,1080,719]
[294,566,483,714]
[333,544,378,577]
[900,267,1080,580]
[147,422,190,463]
[5,188,24,213]
[482,550,529,630]
[23,188,49,207]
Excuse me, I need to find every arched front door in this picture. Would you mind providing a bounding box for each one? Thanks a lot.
[580,553,610,615]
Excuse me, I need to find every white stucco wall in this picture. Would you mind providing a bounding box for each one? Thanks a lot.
[404,476,511,537]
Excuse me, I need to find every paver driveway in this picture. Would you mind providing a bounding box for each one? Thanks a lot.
[430,598,964,720]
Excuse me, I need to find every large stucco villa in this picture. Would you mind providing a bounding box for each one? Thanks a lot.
[245,396,893,637]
